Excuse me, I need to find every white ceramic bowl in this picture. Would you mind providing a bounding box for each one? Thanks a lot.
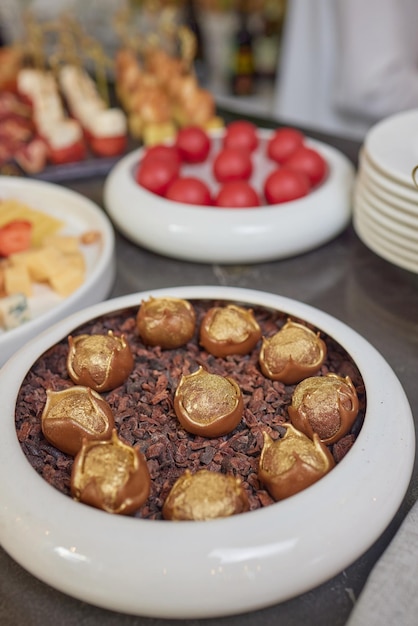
[103,129,355,264]
[0,286,414,619]
[0,176,116,367]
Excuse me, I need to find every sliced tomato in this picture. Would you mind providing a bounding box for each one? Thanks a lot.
[0,220,32,257]
[48,139,86,165]
[87,134,127,157]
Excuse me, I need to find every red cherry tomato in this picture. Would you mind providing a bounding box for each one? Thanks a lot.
[213,147,253,183]
[267,127,305,165]
[223,120,259,152]
[285,146,328,187]
[135,158,180,196]
[141,144,182,167]
[264,167,311,204]
[165,177,212,205]
[214,181,260,208]
[175,126,211,163]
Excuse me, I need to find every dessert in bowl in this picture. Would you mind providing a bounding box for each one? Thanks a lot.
[0,286,414,618]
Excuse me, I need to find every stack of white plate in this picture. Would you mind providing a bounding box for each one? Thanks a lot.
[353,109,418,273]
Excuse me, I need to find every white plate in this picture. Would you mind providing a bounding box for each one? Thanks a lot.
[0,286,414,619]
[103,129,355,264]
[355,175,418,229]
[364,108,418,187]
[359,150,418,207]
[0,176,116,367]
[354,182,418,243]
[353,207,418,260]
[354,211,418,274]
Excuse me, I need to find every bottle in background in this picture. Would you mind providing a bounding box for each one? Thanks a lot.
[230,1,255,97]
[182,0,207,84]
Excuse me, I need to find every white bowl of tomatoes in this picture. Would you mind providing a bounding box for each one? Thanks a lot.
[103,122,355,264]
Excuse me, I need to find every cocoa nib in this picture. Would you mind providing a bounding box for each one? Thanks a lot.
[15,301,366,520]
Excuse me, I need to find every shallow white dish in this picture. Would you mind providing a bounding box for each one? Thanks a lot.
[354,183,418,244]
[360,150,418,206]
[0,176,116,367]
[354,197,418,255]
[0,285,414,619]
[356,175,418,228]
[354,211,418,274]
[103,129,355,264]
[364,108,418,187]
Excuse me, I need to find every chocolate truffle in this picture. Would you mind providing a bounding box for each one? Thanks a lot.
[259,319,327,384]
[288,373,359,445]
[258,425,335,501]
[174,366,243,437]
[71,429,151,515]
[67,330,133,392]
[41,386,114,456]
[136,296,196,349]
[163,469,249,520]
[199,304,262,357]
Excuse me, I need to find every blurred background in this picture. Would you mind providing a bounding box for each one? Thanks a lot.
[0,0,287,117]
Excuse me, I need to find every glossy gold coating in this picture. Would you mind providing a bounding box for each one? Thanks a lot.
[67,330,134,392]
[259,319,327,384]
[200,304,262,356]
[288,373,359,445]
[174,366,243,437]
[162,469,249,520]
[41,386,114,456]
[136,296,196,349]
[258,425,335,501]
[71,430,151,515]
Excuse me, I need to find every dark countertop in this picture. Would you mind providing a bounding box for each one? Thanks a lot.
[1,119,417,626]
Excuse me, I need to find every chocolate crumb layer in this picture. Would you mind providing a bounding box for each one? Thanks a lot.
[15,300,366,520]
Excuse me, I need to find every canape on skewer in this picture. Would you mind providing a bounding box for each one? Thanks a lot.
[59,65,128,157]
[17,68,86,165]
[114,47,222,145]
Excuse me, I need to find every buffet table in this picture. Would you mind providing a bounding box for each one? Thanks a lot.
[1,114,417,626]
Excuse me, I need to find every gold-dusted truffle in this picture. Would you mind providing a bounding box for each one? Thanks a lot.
[199,304,262,357]
[67,331,134,392]
[163,469,249,520]
[136,296,196,349]
[41,386,114,456]
[259,319,327,384]
[258,425,335,501]
[71,429,151,515]
[174,366,243,437]
[288,373,359,445]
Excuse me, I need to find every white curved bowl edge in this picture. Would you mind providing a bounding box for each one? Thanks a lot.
[103,130,355,264]
[0,286,414,618]
[0,176,116,367]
